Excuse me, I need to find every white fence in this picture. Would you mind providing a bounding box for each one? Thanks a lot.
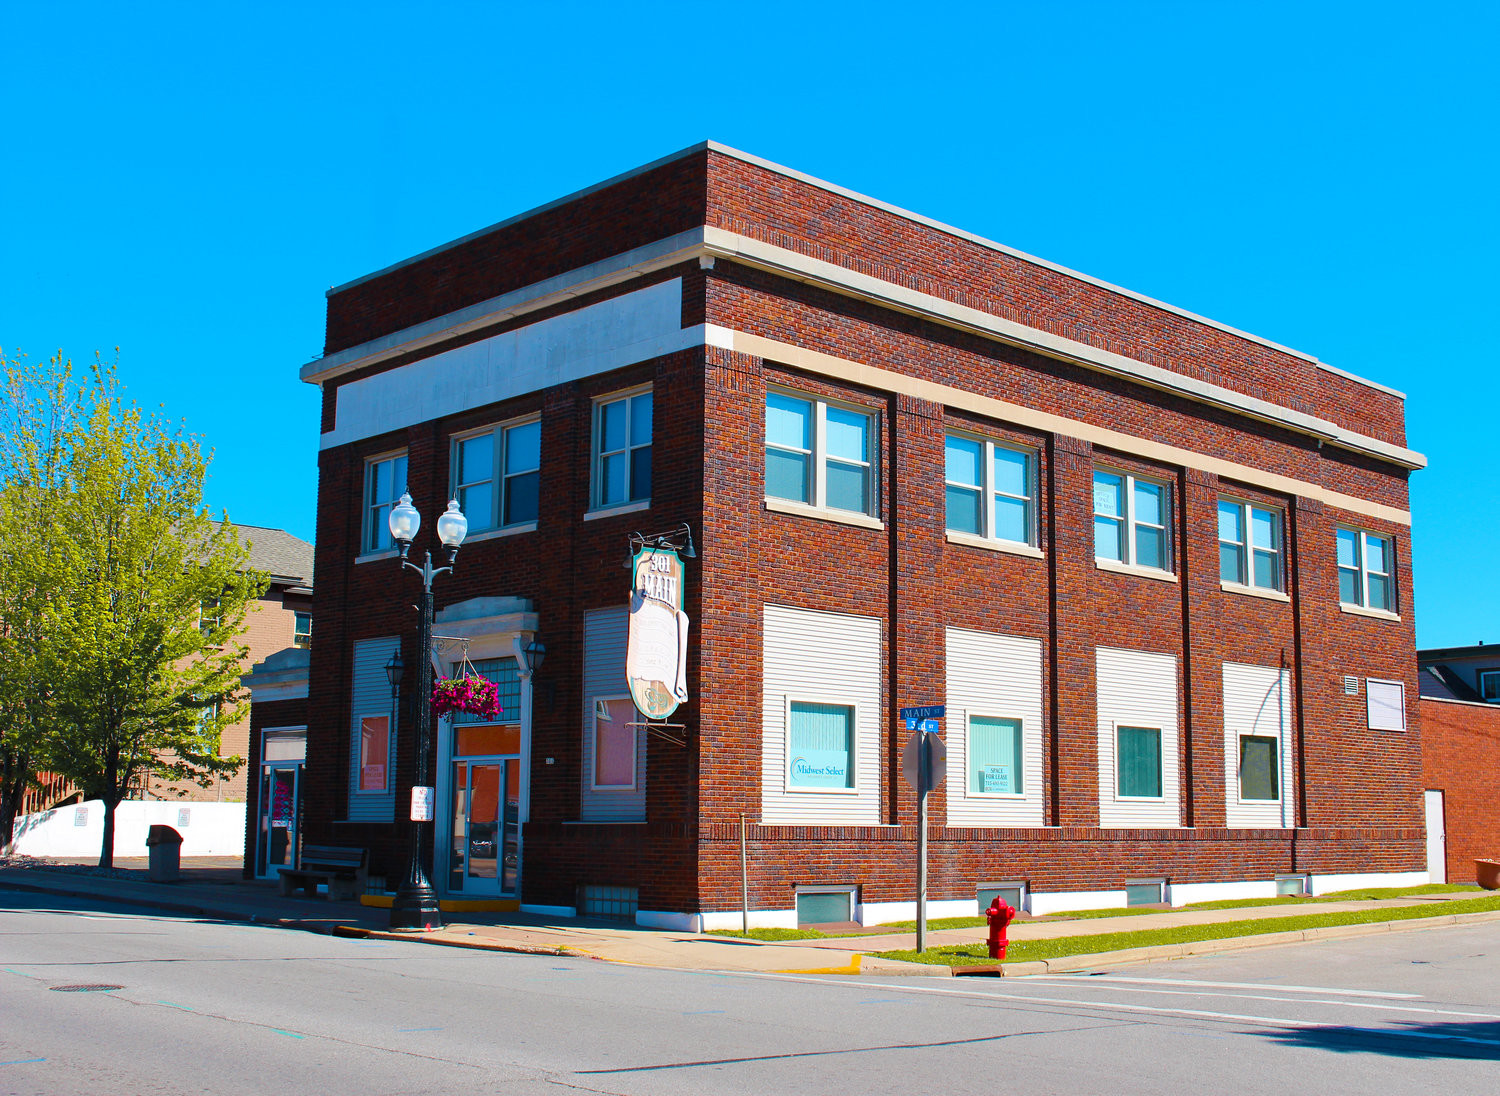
[8,800,245,858]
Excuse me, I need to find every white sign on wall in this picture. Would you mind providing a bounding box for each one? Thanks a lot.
[626,546,690,719]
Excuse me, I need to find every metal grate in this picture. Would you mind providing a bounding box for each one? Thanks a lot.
[51,984,123,993]
[579,884,638,921]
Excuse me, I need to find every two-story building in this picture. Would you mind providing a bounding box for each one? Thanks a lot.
[296,142,1427,928]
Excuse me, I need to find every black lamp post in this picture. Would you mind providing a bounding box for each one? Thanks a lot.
[386,491,468,931]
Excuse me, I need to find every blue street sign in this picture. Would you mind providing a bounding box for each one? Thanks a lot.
[920,718,940,732]
[904,718,919,731]
[899,705,945,720]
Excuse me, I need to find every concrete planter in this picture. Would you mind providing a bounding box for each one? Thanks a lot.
[1475,859,1500,890]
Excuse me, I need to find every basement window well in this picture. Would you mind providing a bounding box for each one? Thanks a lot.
[795,887,856,925]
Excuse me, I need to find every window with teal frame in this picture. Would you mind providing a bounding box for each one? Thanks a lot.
[788,701,854,789]
[969,715,1023,795]
[1116,725,1162,798]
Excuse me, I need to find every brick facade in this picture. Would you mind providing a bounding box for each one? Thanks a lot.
[299,144,1426,925]
[1419,697,1500,884]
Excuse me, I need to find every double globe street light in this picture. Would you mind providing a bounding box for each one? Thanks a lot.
[386,492,468,931]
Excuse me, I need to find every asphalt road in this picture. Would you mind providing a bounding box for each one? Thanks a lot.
[3,888,1498,1095]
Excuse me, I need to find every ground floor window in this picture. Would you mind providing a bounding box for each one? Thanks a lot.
[1116,725,1162,798]
[968,714,1023,795]
[788,701,854,790]
[1238,735,1280,801]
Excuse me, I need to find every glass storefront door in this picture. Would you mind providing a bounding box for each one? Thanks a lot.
[449,758,520,895]
[256,765,301,878]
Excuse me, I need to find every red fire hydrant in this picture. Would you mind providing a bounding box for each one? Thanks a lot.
[986,896,1017,960]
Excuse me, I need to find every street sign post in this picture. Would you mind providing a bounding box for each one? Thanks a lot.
[900,707,947,952]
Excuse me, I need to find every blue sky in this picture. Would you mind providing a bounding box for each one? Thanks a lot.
[2,3,1494,648]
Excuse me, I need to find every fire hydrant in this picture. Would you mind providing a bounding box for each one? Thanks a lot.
[986,896,1017,960]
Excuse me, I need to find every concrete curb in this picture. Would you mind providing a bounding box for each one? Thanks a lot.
[997,907,1500,975]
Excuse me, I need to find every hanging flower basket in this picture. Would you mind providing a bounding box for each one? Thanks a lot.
[431,675,502,719]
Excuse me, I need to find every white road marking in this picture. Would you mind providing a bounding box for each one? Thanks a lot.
[1029,975,1420,999]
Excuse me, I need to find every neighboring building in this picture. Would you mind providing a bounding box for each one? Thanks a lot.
[240,647,311,879]
[146,524,314,804]
[297,142,1426,928]
[1418,644,1500,884]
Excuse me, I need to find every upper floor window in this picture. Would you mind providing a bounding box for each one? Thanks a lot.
[765,391,877,517]
[1218,499,1283,592]
[1093,470,1170,571]
[1481,669,1500,702]
[593,389,651,509]
[198,596,221,638]
[945,435,1036,546]
[293,611,312,649]
[452,418,541,532]
[363,451,408,553]
[1337,528,1395,612]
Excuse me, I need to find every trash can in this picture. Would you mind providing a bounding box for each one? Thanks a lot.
[146,825,183,882]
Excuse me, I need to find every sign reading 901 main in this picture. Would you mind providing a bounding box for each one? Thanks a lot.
[625,546,691,719]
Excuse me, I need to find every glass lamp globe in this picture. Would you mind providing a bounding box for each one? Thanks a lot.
[436,499,468,547]
[387,493,420,544]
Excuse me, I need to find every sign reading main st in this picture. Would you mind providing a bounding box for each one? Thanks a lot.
[625,546,690,719]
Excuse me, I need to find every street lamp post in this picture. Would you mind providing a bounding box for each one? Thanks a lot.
[386,492,468,931]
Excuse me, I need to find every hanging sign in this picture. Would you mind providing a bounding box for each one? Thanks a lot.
[626,545,690,719]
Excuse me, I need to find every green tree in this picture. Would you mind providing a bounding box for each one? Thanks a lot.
[2,352,265,866]
[0,351,85,851]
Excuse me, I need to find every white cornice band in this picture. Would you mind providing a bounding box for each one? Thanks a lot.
[302,228,1424,472]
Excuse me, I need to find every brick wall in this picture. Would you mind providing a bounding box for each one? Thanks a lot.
[302,147,1423,916]
[1420,698,1500,884]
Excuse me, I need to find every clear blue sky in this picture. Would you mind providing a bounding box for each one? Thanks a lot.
[2,3,1494,648]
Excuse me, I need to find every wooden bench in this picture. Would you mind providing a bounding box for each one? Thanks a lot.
[277,845,368,901]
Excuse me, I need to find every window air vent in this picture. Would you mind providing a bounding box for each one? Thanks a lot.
[1343,676,1360,696]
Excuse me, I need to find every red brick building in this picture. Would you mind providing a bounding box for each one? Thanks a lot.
[298,143,1427,927]
[1418,645,1500,885]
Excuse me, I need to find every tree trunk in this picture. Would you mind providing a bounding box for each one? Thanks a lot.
[0,751,28,857]
[99,795,118,869]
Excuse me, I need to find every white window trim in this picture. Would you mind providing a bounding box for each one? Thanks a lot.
[1337,527,1397,613]
[588,695,638,792]
[1093,468,1173,573]
[945,530,1044,558]
[1479,669,1500,702]
[1097,557,1179,583]
[1218,497,1285,593]
[362,448,408,556]
[1366,678,1407,732]
[354,713,392,795]
[977,881,1029,914]
[1114,722,1166,802]
[944,432,1038,548]
[1221,580,1291,602]
[1235,732,1282,804]
[1125,877,1168,906]
[765,388,881,519]
[590,385,652,512]
[795,885,857,922]
[964,710,1028,799]
[764,496,885,530]
[450,414,542,535]
[784,695,860,795]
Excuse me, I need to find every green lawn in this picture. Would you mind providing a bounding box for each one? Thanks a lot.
[704,884,1490,943]
[870,892,1500,966]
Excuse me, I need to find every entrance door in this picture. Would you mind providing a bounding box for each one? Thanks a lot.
[1425,789,1447,884]
[448,758,520,895]
[257,765,301,878]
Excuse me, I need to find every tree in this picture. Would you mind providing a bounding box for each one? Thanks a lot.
[1,351,265,866]
[0,351,84,851]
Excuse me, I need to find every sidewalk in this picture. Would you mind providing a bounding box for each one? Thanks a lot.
[3,857,1497,978]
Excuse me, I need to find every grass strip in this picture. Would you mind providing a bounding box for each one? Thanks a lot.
[869,893,1500,966]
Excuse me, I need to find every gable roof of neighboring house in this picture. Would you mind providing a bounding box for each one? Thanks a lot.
[1419,665,1484,703]
[222,524,314,588]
